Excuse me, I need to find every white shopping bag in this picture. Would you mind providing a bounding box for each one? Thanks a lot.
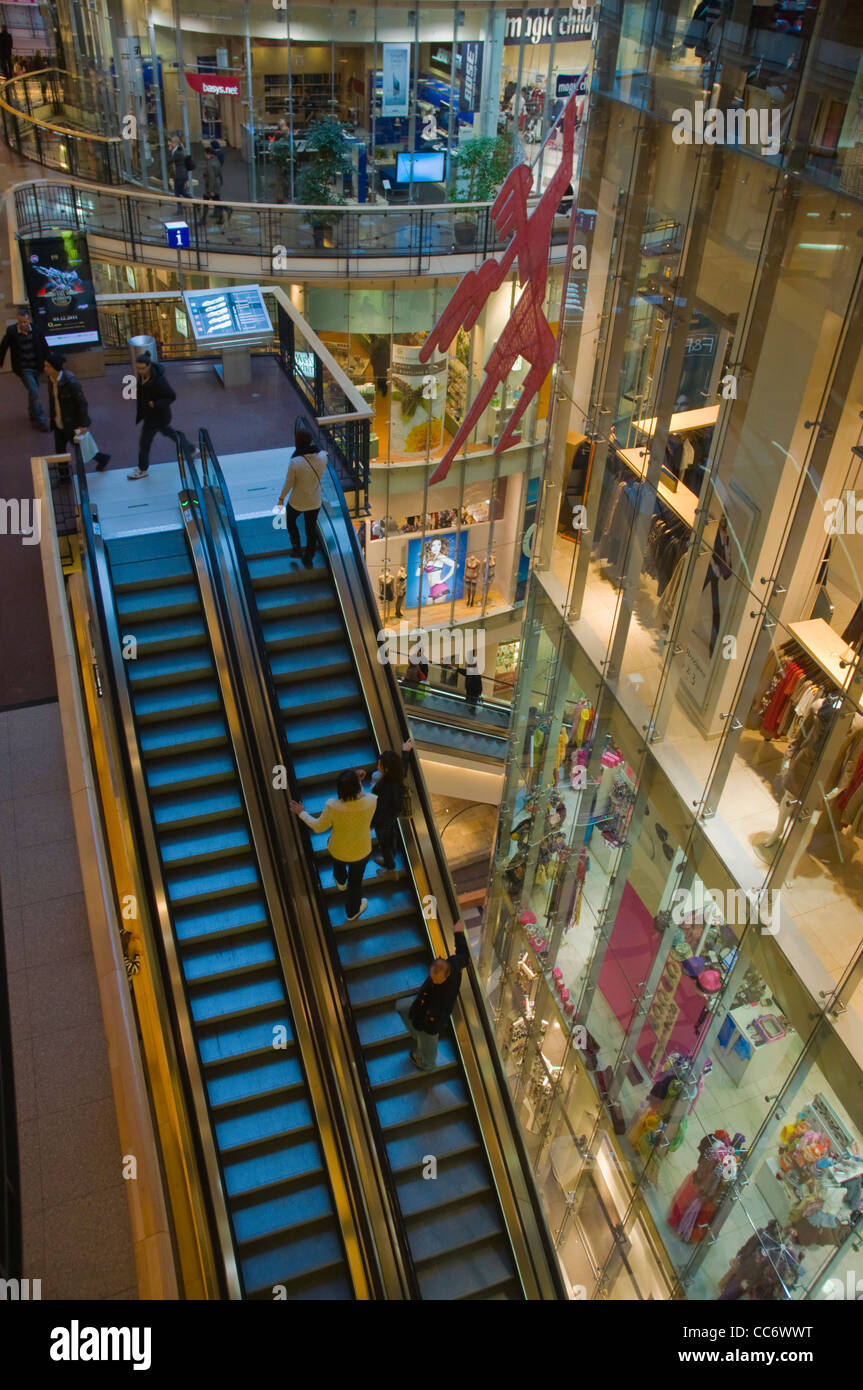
[74,430,98,463]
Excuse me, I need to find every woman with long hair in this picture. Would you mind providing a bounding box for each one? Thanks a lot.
[370,739,413,877]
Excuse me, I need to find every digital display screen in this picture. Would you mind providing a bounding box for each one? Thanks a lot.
[21,233,101,349]
[396,151,446,183]
[182,285,271,341]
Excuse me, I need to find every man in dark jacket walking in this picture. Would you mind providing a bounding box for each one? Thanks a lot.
[0,306,49,430]
[128,353,192,480]
[0,26,13,80]
[396,921,469,1070]
[45,352,110,471]
[168,131,188,198]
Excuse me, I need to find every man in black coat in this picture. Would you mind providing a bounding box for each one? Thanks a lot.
[396,921,469,1070]
[0,306,49,430]
[0,26,13,80]
[45,352,110,470]
[128,353,192,480]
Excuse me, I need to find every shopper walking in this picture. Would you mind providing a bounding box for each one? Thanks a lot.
[0,26,13,80]
[202,145,224,227]
[290,769,376,921]
[370,739,413,878]
[396,921,469,1071]
[463,660,483,712]
[128,353,193,481]
[168,131,189,198]
[0,307,49,431]
[45,352,110,470]
[276,427,327,566]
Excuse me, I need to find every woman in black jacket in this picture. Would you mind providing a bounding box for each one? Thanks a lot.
[370,739,413,876]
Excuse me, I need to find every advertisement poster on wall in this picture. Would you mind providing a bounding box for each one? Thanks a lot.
[515,476,541,604]
[391,341,448,454]
[459,41,484,113]
[406,530,468,609]
[21,232,100,349]
[382,43,410,117]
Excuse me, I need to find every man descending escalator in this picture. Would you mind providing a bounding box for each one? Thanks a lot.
[396,921,469,1071]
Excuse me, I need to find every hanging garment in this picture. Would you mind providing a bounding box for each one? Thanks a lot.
[762,662,804,736]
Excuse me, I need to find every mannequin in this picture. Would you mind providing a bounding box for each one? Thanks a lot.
[395,565,406,618]
[464,553,480,607]
[755,695,848,881]
[378,568,395,621]
[482,551,496,603]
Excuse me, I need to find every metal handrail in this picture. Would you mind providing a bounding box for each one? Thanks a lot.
[194,429,418,1298]
[71,438,236,1297]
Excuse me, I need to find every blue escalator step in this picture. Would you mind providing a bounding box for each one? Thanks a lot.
[151,784,244,830]
[386,1114,480,1173]
[174,895,270,944]
[366,1039,456,1090]
[110,554,193,592]
[240,1227,347,1297]
[277,675,358,712]
[166,858,260,905]
[416,1243,517,1301]
[337,922,427,970]
[353,1002,410,1050]
[216,1095,313,1153]
[116,582,200,622]
[397,1152,489,1217]
[292,742,377,783]
[159,819,251,865]
[329,885,417,927]
[247,552,326,585]
[376,1078,468,1132]
[145,747,235,792]
[263,612,342,649]
[139,714,228,757]
[128,647,213,688]
[199,1012,294,1064]
[286,708,369,748]
[128,614,207,651]
[408,1199,506,1267]
[345,959,429,1009]
[181,933,276,983]
[269,643,352,682]
[189,973,286,1024]
[206,1054,304,1109]
[133,680,221,723]
[222,1136,324,1199]
[233,1179,335,1246]
[106,528,187,565]
[254,581,334,615]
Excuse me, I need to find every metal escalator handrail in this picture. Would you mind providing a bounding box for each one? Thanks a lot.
[321,469,568,1301]
[192,429,419,1299]
[71,440,239,1298]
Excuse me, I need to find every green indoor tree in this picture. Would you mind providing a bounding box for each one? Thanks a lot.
[295,117,353,244]
[449,134,513,203]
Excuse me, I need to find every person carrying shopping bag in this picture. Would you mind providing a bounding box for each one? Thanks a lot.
[290,768,376,921]
[44,352,110,472]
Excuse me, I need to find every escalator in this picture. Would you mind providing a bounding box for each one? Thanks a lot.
[198,437,564,1300]
[80,473,375,1300]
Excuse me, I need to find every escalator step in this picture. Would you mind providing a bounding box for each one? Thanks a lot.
[292,741,378,784]
[222,1135,324,1199]
[329,884,417,928]
[166,857,261,905]
[145,746,235,792]
[139,714,228,758]
[386,1114,480,1173]
[188,971,285,1024]
[396,1151,489,1218]
[110,554,193,592]
[353,1000,413,1050]
[263,612,342,651]
[174,894,270,945]
[181,932,276,984]
[128,647,213,689]
[247,552,328,586]
[216,1094,314,1155]
[233,1179,336,1247]
[277,674,358,713]
[159,818,251,865]
[254,581,334,617]
[246,1265,353,1302]
[337,922,427,971]
[151,784,244,830]
[241,1228,349,1299]
[375,1079,469,1133]
[408,1199,507,1268]
[126,613,207,653]
[269,643,352,683]
[284,707,370,749]
[365,1039,457,1091]
[416,1240,518,1301]
[106,528,187,565]
[199,1011,294,1064]
[132,680,221,724]
[115,582,201,623]
[342,958,428,1011]
[205,1053,304,1109]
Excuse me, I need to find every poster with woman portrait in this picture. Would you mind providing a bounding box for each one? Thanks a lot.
[405,530,468,609]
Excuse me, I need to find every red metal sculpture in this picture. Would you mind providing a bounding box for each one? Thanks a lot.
[420,92,578,486]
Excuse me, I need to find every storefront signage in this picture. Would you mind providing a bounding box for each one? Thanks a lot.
[382,43,410,117]
[185,72,239,97]
[505,7,595,44]
[420,91,579,485]
[459,41,483,113]
[555,72,588,98]
[20,232,100,349]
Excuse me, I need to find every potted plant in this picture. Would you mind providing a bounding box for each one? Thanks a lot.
[449,134,512,247]
[295,116,352,247]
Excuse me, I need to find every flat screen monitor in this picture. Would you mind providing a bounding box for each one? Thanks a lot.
[182,284,271,342]
[396,150,445,183]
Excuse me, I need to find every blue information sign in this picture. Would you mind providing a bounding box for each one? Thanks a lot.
[165,221,190,249]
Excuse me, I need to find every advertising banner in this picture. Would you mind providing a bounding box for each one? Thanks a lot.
[555,72,588,99]
[382,42,410,117]
[391,342,448,455]
[515,476,540,603]
[406,530,468,609]
[185,72,240,97]
[21,232,100,349]
[459,41,484,113]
